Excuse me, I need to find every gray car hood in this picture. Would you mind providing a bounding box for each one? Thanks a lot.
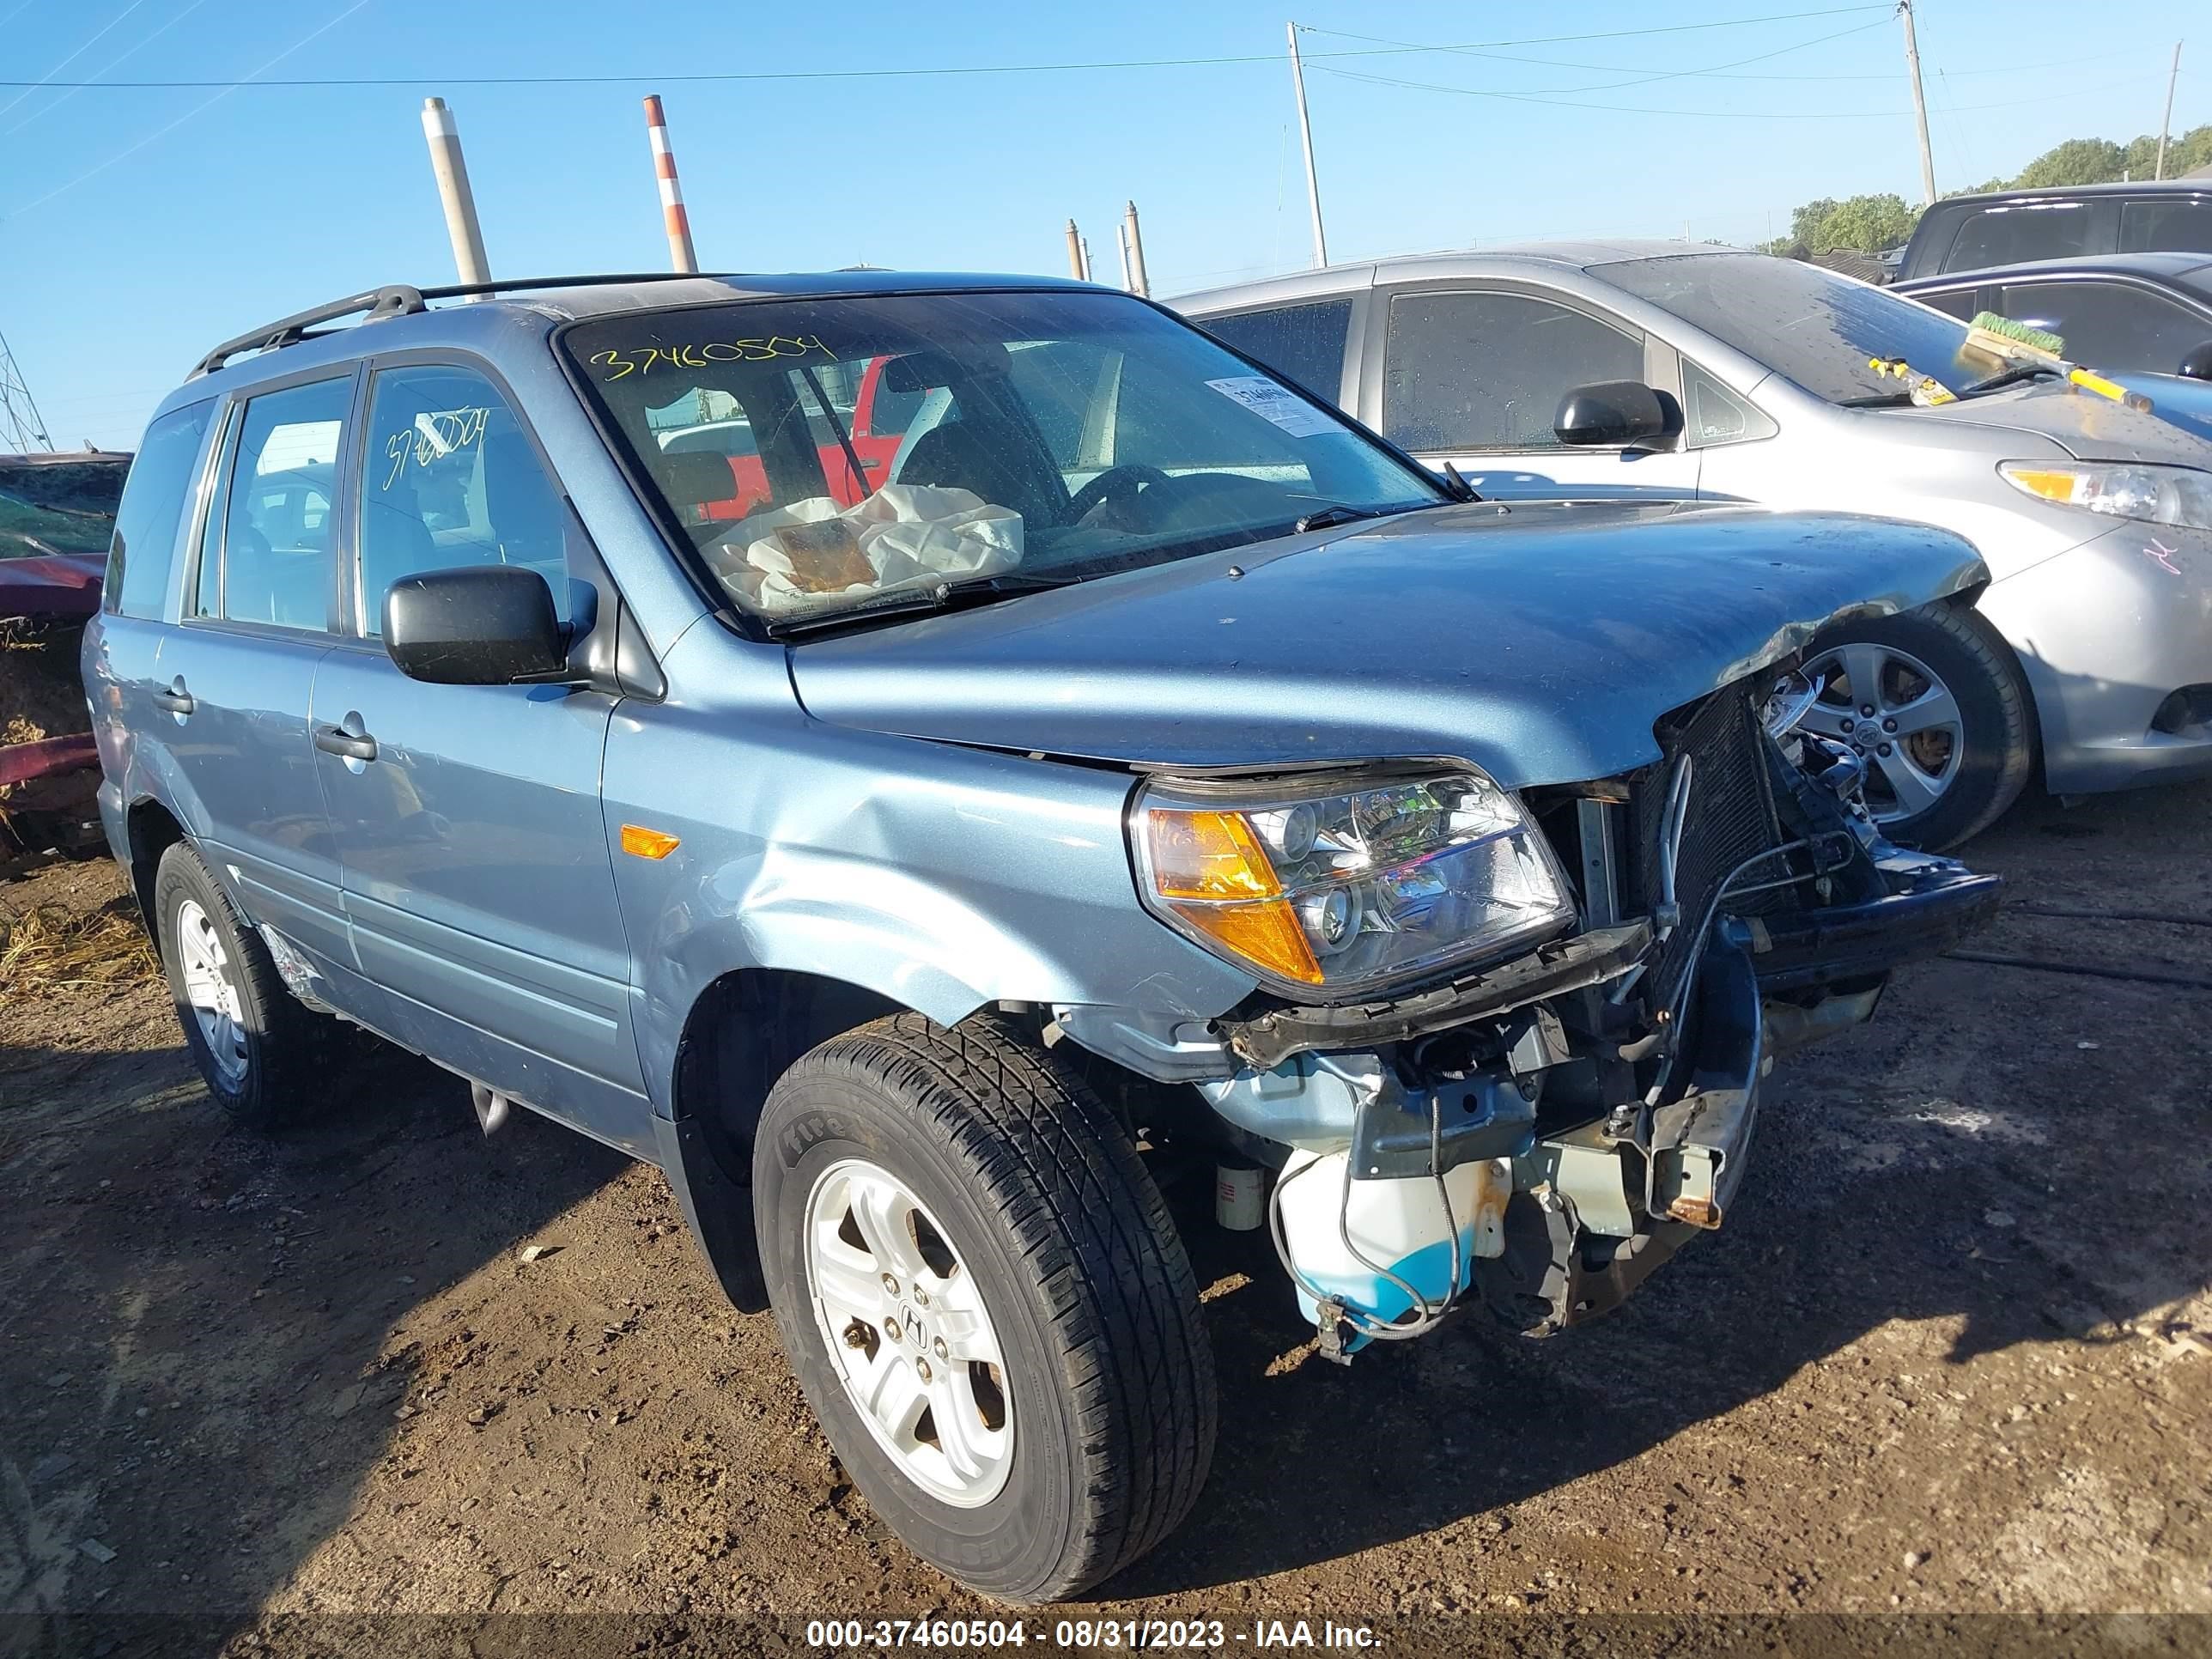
[788,501,1987,790]
[1871,377,2210,461]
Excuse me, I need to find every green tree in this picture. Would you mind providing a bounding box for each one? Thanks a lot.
[2013,137,2127,188]
[1805,192,1919,252]
[1788,198,1839,246]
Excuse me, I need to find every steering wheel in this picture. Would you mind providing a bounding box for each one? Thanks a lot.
[1067,463,1172,523]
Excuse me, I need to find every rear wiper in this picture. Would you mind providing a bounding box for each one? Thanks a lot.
[768,571,1074,639]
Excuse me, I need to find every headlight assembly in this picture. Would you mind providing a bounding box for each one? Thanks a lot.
[1999,460,2212,532]
[1130,769,1576,995]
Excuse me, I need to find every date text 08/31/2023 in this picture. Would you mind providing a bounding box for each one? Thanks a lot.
[805,1618,1381,1650]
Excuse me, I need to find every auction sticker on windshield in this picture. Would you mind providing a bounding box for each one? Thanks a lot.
[1204,375,1335,437]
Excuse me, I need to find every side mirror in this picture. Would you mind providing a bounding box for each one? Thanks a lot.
[2178,342,2212,381]
[1554,380,1678,449]
[383,566,568,686]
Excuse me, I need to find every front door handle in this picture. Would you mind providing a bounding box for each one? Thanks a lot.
[313,723,379,763]
[153,678,195,715]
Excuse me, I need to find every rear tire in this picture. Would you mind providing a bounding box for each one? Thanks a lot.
[1802,603,2033,850]
[754,1013,1216,1603]
[152,842,326,1129]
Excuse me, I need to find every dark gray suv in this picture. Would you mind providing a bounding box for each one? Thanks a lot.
[86,271,1997,1601]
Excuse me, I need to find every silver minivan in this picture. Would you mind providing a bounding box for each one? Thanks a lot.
[1177,243,2212,848]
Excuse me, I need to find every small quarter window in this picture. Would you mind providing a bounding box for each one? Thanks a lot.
[1680,362,1778,449]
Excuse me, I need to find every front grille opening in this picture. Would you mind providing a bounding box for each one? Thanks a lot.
[1627,686,1794,1012]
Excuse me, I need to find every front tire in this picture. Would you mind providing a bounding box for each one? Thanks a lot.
[1801,603,2033,849]
[152,842,325,1129]
[754,1014,1216,1603]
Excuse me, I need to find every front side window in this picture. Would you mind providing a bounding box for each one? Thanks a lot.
[2118,199,2212,255]
[1944,202,2095,272]
[563,289,1443,626]
[359,364,569,635]
[1380,290,1644,452]
[204,378,349,631]
[1603,253,1984,406]
[104,403,211,617]
[1200,299,1353,401]
[1995,280,2208,374]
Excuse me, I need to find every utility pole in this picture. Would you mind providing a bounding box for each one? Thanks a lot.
[1065,219,1086,280]
[643,96,699,273]
[1287,22,1328,268]
[2155,41,2184,179]
[1123,200,1151,297]
[1116,222,1134,291]
[1082,236,1094,282]
[420,98,490,286]
[1898,1,1936,207]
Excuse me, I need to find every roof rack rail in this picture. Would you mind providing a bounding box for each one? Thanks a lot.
[189,271,730,379]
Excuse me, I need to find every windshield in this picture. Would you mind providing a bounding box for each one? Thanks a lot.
[1601,253,1985,405]
[562,289,1443,625]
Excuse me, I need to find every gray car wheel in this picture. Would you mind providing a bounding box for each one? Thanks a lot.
[754,1013,1216,1602]
[1801,604,2033,849]
[153,842,327,1129]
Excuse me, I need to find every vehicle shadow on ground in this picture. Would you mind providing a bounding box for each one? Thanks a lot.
[0,1034,632,1627]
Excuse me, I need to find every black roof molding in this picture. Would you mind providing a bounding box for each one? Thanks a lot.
[189,272,726,378]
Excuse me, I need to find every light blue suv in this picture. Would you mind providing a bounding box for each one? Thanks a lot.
[87,271,1998,1601]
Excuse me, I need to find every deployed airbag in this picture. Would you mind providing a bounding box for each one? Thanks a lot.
[707,483,1023,616]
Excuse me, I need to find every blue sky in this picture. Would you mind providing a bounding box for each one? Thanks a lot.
[0,0,2198,451]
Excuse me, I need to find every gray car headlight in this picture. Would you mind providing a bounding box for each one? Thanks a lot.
[1130,769,1575,995]
[2000,460,2212,532]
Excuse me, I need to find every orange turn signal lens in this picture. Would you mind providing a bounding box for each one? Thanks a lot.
[1167,896,1324,986]
[1143,809,1322,984]
[1146,809,1281,900]
[620,823,682,860]
[2000,466,2080,504]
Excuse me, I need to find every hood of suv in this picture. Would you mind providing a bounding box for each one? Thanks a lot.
[1872,376,2212,462]
[787,501,1986,789]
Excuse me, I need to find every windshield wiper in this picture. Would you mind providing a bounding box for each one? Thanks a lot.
[1294,501,1429,534]
[1958,362,2061,398]
[1838,388,1917,409]
[767,571,1075,639]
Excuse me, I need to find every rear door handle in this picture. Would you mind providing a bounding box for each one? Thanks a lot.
[313,724,379,763]
[153,678,195,715]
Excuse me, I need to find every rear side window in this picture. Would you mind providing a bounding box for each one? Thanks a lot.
[1943,203,2095,272]
[1908,287,1979,322]
[1996,280,2209,374]
[2118,198,2212,255]
[359,363,569,635]
[201,378,350,631]
[1382,290,1643,451]
[104,403,212,618]
[1201,300,1352,402]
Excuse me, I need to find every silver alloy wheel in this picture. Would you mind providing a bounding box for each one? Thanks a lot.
[804,1158,1013,1508]
[174,897,249,1085]
[1801,640,1964,825]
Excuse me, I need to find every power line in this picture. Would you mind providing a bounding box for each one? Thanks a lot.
[2,0,213,142]
[0,4,1899,90]
[3,0,375,222]
[0,0,154,122]
[1312,62,2162,120]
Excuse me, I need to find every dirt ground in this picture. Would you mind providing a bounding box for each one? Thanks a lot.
[3,783,2209,1658]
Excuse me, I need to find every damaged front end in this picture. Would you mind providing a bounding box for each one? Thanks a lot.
[1069,668,2000,1358]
